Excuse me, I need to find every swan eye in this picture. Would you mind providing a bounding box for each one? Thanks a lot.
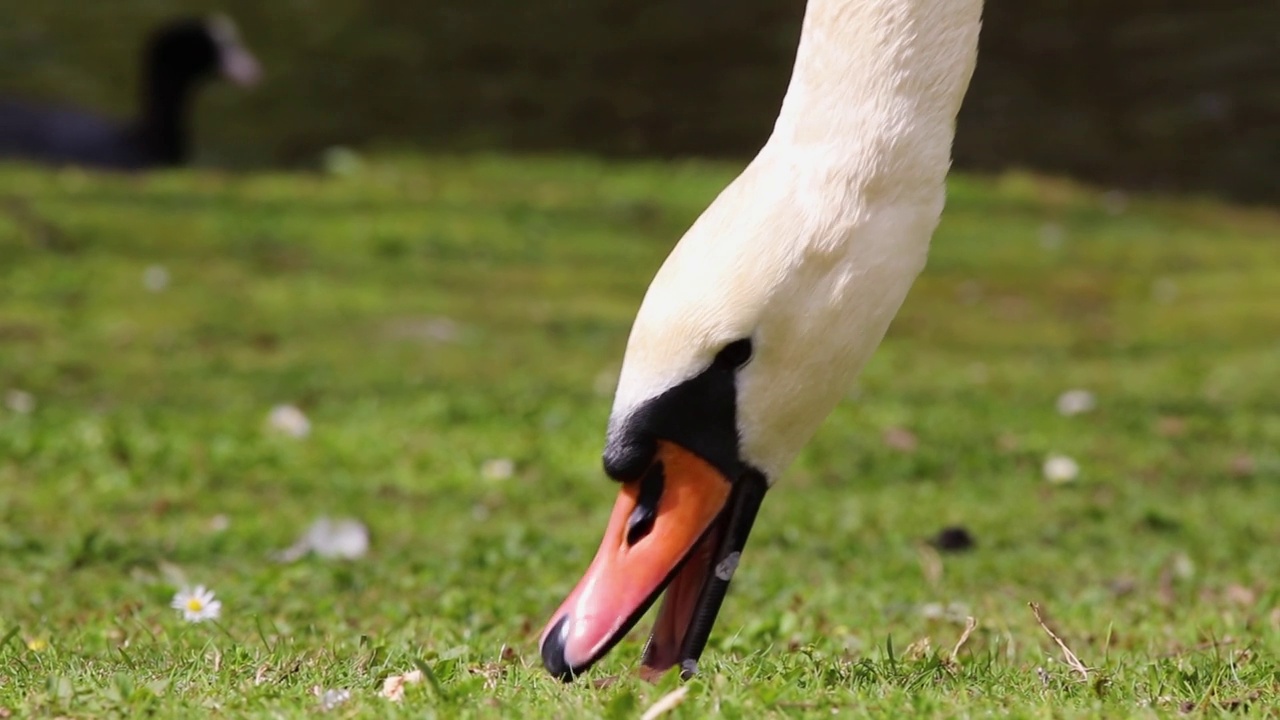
[714,338,753,369]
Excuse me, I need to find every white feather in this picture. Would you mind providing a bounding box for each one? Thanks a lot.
[612,0,983,481]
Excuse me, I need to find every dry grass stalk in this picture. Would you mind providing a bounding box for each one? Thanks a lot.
[640,686,689,720]
[949,616,978,667]
[1029,602,1090,681]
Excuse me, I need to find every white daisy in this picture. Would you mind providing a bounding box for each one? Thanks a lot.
[1042,454,1080,484]
[171,585,222,623]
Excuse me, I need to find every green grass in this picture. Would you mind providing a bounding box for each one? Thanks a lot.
[1,155,1279,718]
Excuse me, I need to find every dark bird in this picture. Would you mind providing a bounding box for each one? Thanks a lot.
[0,15,260,170]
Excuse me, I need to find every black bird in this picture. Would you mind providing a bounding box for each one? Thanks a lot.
[0,16,260,170]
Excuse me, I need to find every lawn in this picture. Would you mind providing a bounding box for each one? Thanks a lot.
[1,156,1278,718]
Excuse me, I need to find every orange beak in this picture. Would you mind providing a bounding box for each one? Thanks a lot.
[539,439,768,682]
[539,440,734,681]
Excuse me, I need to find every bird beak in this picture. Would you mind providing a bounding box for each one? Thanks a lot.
[219,45,262,87]
[539,440,766,682]
[207,15,262,87]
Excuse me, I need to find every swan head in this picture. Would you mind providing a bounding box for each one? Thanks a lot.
[537,255,777,683]
[537,157,933,681]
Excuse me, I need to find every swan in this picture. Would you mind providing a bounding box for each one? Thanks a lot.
[0,15,260,170]
[539,0,984,682]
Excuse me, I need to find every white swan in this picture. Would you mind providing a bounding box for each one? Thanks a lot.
[541,0,984,682]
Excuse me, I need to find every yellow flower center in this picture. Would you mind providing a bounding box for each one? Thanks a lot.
[186,598,205,611]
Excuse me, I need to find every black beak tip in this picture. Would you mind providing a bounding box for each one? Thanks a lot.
[540,615,577,682]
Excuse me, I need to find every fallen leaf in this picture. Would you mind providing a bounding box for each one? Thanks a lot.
[1224,584,1256,607]
[1156,416,1188,438]
[1055,389,1096,416]
[904,636,933,660]
[4,389,35,414]
[640,686,689,720]
[267,404,311,438]
[480,458,515,481]
[1228,455,1255,478]
[882,427,918,453]
[143,265,170,292]
[381,669,424,702]
[1043,454,1080,484]
[318,688,350,711]
[274,517,370,562]
[1217,692,1260,712]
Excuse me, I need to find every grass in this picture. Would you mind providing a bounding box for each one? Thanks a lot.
[1,155,1279,718]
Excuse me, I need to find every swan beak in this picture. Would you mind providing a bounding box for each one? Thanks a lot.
[539,441,766,682]
[219,45,262,87]
[208,15,262,87]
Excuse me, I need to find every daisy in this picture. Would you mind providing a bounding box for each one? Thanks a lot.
[171,585,222,623]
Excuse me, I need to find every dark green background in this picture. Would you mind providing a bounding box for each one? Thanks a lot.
[2,0,1276,202]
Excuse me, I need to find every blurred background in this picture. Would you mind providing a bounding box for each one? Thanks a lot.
[3,0,1277,202]
[3,2,1280,713]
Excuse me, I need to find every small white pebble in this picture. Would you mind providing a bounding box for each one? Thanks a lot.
[1038,222,1067,250]
[423,317,460,343]
[308,517,369,560]
[921,601,970,623]
[267,404,311,438]
[921,602,944,620]
[1171,552,1195,580]
[1055,389,1096,416]
[275,517,369,562]
[143,265,170,292]
[968,362,990,385]
[1152,278,1178,304]
[322,146,363,177]
[318,688,351,711]
[1043,454,1080,484]
[4,389,35,414]
[480,458,515,481]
